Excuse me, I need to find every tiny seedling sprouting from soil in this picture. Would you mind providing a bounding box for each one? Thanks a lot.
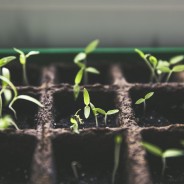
[0,115,19,130]
[71,161,81,180]
[0,75,44,129]
[112,135,122,184]
[95,108,119,126]
[135,48,184,83]
[14,48,39,85]
[89,102,99,127]
[73,40,100,100]
[70,109,83,134]
[135,92,154,115]
[142,142,184,176]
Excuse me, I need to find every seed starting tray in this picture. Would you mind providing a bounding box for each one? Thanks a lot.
[1,48,184,184]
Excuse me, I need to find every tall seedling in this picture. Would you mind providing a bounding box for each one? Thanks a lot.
[14,48,39,85]
[142,142,184,176]
[73,40,100,99]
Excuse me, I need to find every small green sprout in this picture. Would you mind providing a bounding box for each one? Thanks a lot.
[83,88,91,119]
[135,92,154,114]
[95,108,119,126]
[71,161,81,180]
[135,48,184,83]
[14,48,39,85]
[0,115,19,130]
[157,64,184,82]
[112,135,122,184]
[135,48,158,82]
[0,75,44,119]
[70,109,83,134]
[73,40,100,99]
[142,142,184,176]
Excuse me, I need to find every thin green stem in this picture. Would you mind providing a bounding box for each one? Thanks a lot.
[143,101,146,116]
[112,140,121,184]
[166,71,172,83]
[95,115,98,127]
[144,58,158,83]
[23,63,29,85]
[161,157,166,177]
[104,114,107,126]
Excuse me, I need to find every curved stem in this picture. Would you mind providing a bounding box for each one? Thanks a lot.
[104,114,107,126]
[143,101,146,116]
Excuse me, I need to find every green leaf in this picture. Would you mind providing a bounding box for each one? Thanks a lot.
[142,142,163,157]
[26,51,40,58]
[107,109,119,115]
[14,48,26,65]
[135,48,145,59]
[13,95,44,107]
[85,39,99,54]
[73,84,80,100]
[0,75,17,97]
[163,149,184,158]
[157,60,170,68]
[86,67,100,74]
[95,108,106,115]
[74,52,86,63]
[75,68,84,85]
[149,56,158,67]
[83,88,90,105]
[172,65,184,72]
[84,105,90,119]
[157,66,171,73]
[135,98,145,105]
[2,67,10,88]
[145,92,154,100]
[3,89,12,104]
[70,117,77,124]
[170,55,184,65]
[0,56,16,67]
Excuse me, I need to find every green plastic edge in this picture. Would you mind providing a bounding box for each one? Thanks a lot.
[1,47,184,54]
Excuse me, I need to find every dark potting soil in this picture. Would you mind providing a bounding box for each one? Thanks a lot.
[59,170,122,184]
[136,110,171,127]
[152,170,184,184]
[53,114,119,129]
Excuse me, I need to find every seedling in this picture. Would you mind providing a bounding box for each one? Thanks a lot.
[70,109,83,134]
[73,40,100,99]
[135,48,184,83]
[71,161,81,180]
[157,64,184,82]
[0,75,43,119]
[135,48,158,82]
[135,92,154,115]
[142,142,184,176]
[95,108,119,126]
[112,135,122,184]
[0,115,19,130]
[14,48,39,85]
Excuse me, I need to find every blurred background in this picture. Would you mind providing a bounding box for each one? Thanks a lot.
[0,0,184,48]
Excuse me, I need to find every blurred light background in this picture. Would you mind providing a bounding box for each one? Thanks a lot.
[0,0,184,48]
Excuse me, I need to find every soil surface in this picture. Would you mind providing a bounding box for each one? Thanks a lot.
[53,114,119,129]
